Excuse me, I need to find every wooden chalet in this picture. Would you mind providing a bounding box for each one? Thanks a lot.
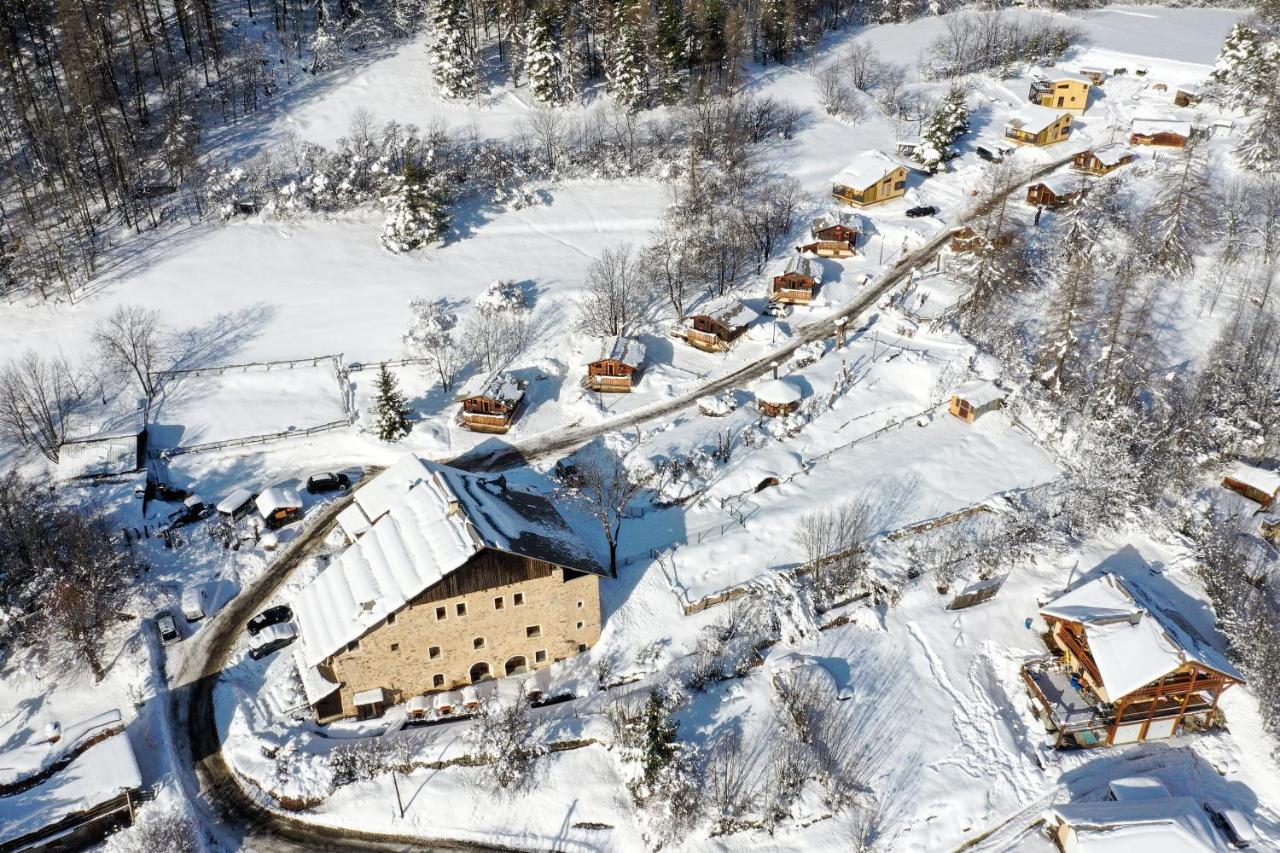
[586,336,646,393]
[1073,144,1137,175]
[256,484,302,530]
[1028,72,1092,114]
[1004,105,1072,147]
[679,295,760,352]
[460,372,526,433]
[1129,118,1191,148]
[1174,85,1202,107]
[1025,573,1244,749]
[1077,67,1107,85]
[831,151,910,207]
[1025,174,1087,209]
[771,251,824,305]
[802,210,862,258]
[1221,462,1280,510]
[948,381,1005,423]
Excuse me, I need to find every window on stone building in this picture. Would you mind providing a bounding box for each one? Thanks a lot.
[526,625,541,638]
[513,593,525,606]
[433,674,445,688]
[386,612,396,625]
[390,643,399,651]
[577,643,588,653]
[535,650,547,663]
[347,640,359,652]
[576,621,584,630]
[435,606,446,621]
[473,636,485,649]
[456,602,468,617]
[494,596,504,610]
[429,646,441,659]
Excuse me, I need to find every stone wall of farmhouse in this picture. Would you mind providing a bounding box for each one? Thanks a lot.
[326,548,603,716]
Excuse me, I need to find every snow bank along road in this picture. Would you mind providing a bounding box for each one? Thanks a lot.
[177,153,1076,851]
[447,152,1080,472]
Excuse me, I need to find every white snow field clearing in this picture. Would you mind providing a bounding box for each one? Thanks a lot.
[149,362,349,451]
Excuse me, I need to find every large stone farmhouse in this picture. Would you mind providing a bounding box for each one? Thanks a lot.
[294,455,608,722]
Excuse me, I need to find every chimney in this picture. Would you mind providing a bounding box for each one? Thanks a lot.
[1128,612,1142,626]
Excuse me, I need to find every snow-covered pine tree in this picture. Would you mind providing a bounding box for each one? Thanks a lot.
[914,85,969,172]
[429,0,479,99]
[369,363,412,441]
[381,163,449,253]
[1207,24,1278,109]
[1142,146,1216,278]
[653,0,687,104]
[1037,254,1095,400]
[607,3,651,111]
[759,0,794,62]
[1237,84,1280,173]
[524,5,568,106]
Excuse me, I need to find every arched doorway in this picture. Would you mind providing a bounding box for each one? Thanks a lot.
[469,662,492,683]
[504,656,528,676]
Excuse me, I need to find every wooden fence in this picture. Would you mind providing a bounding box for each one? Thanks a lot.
[151,418,351,459]
[156,353,343,380]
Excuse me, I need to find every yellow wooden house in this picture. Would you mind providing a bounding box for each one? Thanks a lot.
[831,151,910,207]
[1004,106,1072,147]
[1029,73,1092,114]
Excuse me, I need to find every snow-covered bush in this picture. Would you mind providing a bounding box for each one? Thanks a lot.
[404,298,467,391]
[104,798,198,853]
[381,169,449,253]
[608,687,704,843]
[463,693,542,790]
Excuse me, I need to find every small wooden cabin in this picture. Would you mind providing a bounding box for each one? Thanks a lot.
[771,251,824,305]
[802,210,862,257]
[586,336,646,393]
[949,381,1005,423]
[680,296,760,352]
[1078,67,1107,85]
[460,372,527,433]
[1004,106,1072,147]
[949,226,984,254]
[831,151,910,207]
[1028,73,1092,114]
[1174,86,1202,107]
[1074,144,1137,175]
[1221,463,1280,509]
[1129,118,1190,148]
[1025,174,1087,209]
[256,484,302,530]
[755,378,802,417]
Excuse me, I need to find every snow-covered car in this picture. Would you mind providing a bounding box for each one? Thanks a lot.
[248,622,297,660]
[155,611,181,645]
[181,586,208,622]
[306,472,350,494]
[246,605,292,636]
[764,302,791,318]
[1204,802,1256,848]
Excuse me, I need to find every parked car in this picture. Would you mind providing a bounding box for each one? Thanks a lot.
[247,605,293,636]
[306,472,351,494]
[155,610,181,645]
[181,586,208,622]
[248,622,297,660]
[167,495,209,529]
[905,205,938,218]
[764,302,791,318]
[1204,803,1256,848]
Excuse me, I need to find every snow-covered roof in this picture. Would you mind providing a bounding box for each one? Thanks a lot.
[811,210,864,235]
[1005,105,1070,135]
[1224,462,1280,496]
[256,484,302,516]
[1049,797,1221,852]
[831,151,906,190]
[293,649,340,705]
[1030,172,1086,196]
[217,487,256,515]
[781,252,824,284]
[1108,777,1171,802]
[1039,71,1093,85]
[1040,573,1243,697]
[353,687,387,706]
[1089,144,1136,166]
[353,453,433,526]
[337,502,372,541]
[0,710,123,788]
[755,378,803,405]
[1130,117,1192,138]
[1176,84,1201,95]
[953,379,1004,405]
[591,336,646,368]
[462,371,525,407]
[56,417,144,480]
[688,294,760,330]
[293,457,605,668]
[0,729,141,847]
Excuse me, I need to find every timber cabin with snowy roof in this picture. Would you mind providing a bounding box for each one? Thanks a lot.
[831,151,910,207]
[1129,118,1191,148]
[679,295,760,352]
[1004,106,1072,147]
[1074,144,1137,175]
[803,210,862,258]
[1024,573,1244,749]
[586,336,646,392]
[459,371,526,433]
[771,251,824,305]
[293,455,608,722]
[1025,173,1087,209]
[1028,72,1092,114]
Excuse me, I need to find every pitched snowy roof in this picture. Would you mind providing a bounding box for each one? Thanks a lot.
[1224,461,1280,496]
[56,414,145,481]
[292,650,340,705]
[0,728,140,847]
[462,371,525,406]
[953,379,1004,405]
[1130,117,1192,138]
[781,251,823,284]
[831,151,907,190]
[1049,797,1221,852]
[688,294,760,330]
[1031,172,1087,196]
[755,378,803,405]
[810,210,864,236]
[591,336,646,368]
[1041,71,1093,85]
[1006,105,1070,135]
[1040,573,1243,698]
[256,484,302,516]
[217,488,256,515]
[1108,777,1171,802]
[353,453,434,525]
[294,458,605,667]
[1089,144,1137,166]
[337,503,372,541]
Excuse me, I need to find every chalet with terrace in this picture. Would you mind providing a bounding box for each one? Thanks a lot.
[1025,173,1087,209]
[1028,72,1092,113]
[802,210,862,258]
[831,151,910,207]
[678,295,759,352]
[771,251,824,305]
[1004,105,1072,147]
[1047,793,1223,851]
[293,455,609,722]
[1129,118,1191,148]
[1023,572,1244,749]
[586,336,646,392]
[1221,462,1280,510]
[459,371,526,433]
[1074,144,1137,175]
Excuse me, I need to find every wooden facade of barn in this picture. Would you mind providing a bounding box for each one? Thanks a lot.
[771,252,823,305]
[802,213,861,258]
[1129,121,1190,148]
[679,297,759,353]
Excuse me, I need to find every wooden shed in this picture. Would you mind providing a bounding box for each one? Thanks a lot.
[256,484,303,530]
[586,336,646,393]
[1129,118,1190,148]
[802,210,862,257]
[755,378,803,417]
[949,381,1005,423]
[1174,85,1202,107]
[1078,67,1107,85]
[1221,462,1280,509]
[1025,174,1087,209]
[460,371,527,433]
[1073,144,1137,175]
[679,296,760,352]
[831,151,910,207]
[771,251,824,305]
[1028,72,1092,114]
[1004,106,1073,147]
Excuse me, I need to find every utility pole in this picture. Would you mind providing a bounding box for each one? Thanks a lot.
[392,770,405,818]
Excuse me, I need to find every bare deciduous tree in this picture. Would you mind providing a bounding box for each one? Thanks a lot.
[565,447,651,574]
[577,243,647,336]
[93,305,166,400]
[465,692,540,790]
[0,352,84,461]
[793,498,875,608]
[404,298,468,392]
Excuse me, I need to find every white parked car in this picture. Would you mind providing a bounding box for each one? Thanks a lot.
[181,586,208,622]
[155,610,181,645]
[248,622,297,660]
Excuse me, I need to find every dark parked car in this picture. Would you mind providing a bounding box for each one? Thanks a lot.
[905,205,938,218]
[1204,802,1256,848]
[247,605,293,636]
[167,495,209,529]
[248,623,297,660]
[306,472,351,494]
